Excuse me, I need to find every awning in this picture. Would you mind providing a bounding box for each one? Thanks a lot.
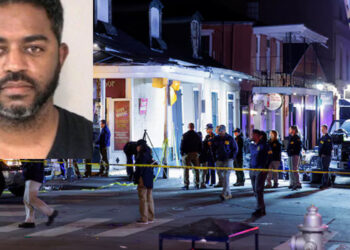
[252,86,322,96]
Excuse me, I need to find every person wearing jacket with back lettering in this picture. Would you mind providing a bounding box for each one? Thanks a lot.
[318,124,333,189]
[180,123,202,190]
[250,130,269,217]
[212,125,238,201]
[287,125,302,191]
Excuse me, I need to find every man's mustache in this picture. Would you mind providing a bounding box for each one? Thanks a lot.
[0,72,37,89]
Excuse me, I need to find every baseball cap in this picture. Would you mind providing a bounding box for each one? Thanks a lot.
[206,123,213,129]
[218,125,226,132]
[234,128,241,133]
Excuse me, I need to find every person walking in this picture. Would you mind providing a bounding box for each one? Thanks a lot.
[203,124,216,186]
[180,123,202,190]
[318,124,333,189]
[233,128,245,186]
[249,130,269,217]
[212,125,238,201]
[265,130,282,188]
[96,120,111,177]
[19,160,58,228]
[133,140,155,224]
[287,126,302,190]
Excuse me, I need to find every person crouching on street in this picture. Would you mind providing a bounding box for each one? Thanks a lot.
[250,130,269,217]
[134,140,155,224]
[265,130,282,188]
[19,160,58,228]
[213,125,238,201]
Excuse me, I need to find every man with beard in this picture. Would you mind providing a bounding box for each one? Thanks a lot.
[0,0,92,158]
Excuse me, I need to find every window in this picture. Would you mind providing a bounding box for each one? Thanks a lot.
[150,7,160,38]
[227,94,235,136]
[201,35,210,57]
[347,52,349,80]
[191,20,200,59]
[212,92,218,129]
[256,35,260,71]
[340,47,343,80]
[97,0,110,23]
[266,39,271,72]
[276,41,281,72]
[247,2,259,20]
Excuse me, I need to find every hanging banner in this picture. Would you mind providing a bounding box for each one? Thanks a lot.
[264,93,282,111]
[114,101,130,150]
[139,98,148,115]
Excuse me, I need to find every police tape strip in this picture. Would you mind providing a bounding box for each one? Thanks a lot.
[14,159,350,176]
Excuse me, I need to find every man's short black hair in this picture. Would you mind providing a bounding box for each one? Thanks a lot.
[322,124,328,130]
[101,120,106,125]
[189,123,195,130]
[0,0,64,43]
[252,129,260,135]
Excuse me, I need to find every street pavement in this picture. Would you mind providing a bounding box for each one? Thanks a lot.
[1,168,350,250]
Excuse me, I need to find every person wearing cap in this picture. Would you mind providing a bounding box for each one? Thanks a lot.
[203,124,216,186]
[212,125,238,200]
[180,123,202,190]
[233,128,245,186]
[250,130,269,217]
[133,139,156,224]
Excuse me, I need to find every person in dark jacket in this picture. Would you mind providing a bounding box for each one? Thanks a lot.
[19,160,58,228]
[96,120,111,177]
[233,128,245,186]
[197,132,208,189]
[123,141,138,181]
[265,130,282,188]
[212,125,238,200]
[133,140,155,224]
[287,125,302,190]
[318,124,333,189]
[250,130,269,217]
[180,123,202,190]
[203,124,216,186]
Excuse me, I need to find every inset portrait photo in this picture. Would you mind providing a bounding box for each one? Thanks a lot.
[0,0,93,159]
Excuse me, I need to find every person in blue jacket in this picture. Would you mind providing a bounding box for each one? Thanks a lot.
[134,140,155,224]
[318,124,333,189]
[212,125,238,201]
[250,130,269,217]
[96,120,111,177]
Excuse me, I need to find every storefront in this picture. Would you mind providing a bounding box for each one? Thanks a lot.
[252,87,335,149]
[93,65,249,167]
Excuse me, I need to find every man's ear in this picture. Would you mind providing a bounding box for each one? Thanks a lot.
[59,43,69,68]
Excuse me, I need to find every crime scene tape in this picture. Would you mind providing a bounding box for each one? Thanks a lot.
[12,159,350,175]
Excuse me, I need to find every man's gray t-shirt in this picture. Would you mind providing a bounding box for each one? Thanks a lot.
[47,106,92,159]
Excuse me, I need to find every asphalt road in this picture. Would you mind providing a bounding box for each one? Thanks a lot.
[1,173,350,250]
